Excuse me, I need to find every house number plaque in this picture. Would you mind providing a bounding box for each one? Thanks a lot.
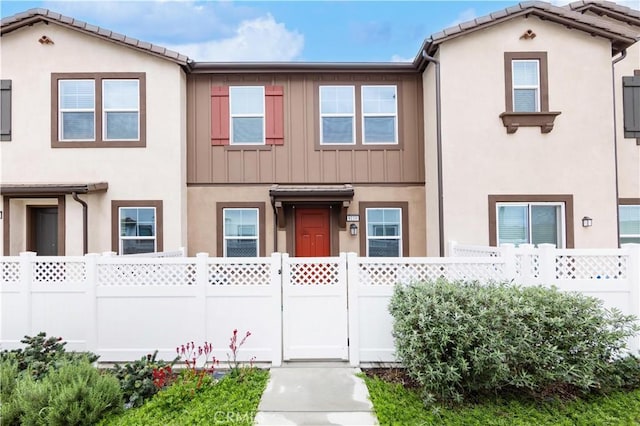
[346,214,359,222]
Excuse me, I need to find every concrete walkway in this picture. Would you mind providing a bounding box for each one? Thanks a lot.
[254,363,379,425]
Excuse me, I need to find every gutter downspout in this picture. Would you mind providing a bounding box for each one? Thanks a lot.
[612,49,626,248]
[422,50,445,256]
[72,192,88,254]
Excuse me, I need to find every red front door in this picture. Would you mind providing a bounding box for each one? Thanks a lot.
[295,208,330,257]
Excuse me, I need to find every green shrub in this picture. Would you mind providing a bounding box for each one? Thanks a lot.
[10,359,122,426]
[0,355,21,426]
[112,350,176,408]
[0,332,99,380]
[389,279,639,403]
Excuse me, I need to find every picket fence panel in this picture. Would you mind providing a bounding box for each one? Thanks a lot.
[1,244,639,365]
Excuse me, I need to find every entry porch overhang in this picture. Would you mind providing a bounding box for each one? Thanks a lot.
[0,182,108,197]
[269,184,355,229]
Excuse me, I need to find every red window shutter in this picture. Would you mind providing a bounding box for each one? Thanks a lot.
[211,86,230,145]
[265,85,284,145]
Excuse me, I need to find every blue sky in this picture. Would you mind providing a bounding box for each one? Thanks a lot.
[1,0,638,62]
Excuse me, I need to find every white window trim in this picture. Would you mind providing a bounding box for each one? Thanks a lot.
[512,59,540,113]
[118,207,157,254]
[59,79,95,142]
[229,86,266,145]
[365,207,403,257]
[102,79,140,142]
[223,208,260,257]
[496,202,565,248]
[319,85,356,145]
[361,85,398,144]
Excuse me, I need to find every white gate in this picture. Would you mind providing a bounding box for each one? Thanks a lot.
[281,254,348,360]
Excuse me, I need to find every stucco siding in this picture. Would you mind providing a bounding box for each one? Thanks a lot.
[0,22,187,255]
[434,16,619,248]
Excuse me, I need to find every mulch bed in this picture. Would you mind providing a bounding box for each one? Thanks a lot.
[362,367,420,390]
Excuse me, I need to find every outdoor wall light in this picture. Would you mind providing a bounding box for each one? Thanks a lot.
[582,216,593,228]
[350,223,358,236]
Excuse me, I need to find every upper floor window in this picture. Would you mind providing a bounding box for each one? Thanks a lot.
[52,73,146,148]
[211,86,283,147]
[230,86,265,145]
[362,85,398,144]
[500,53,560,134]
[320,86,356,144]
[317,84,400,148]
[511,60,540,112]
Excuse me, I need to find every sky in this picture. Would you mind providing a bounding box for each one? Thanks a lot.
[1,0,639,62]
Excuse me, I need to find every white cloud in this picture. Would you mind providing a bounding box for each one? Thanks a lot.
[390,54,414,63]
[447,8,477,28]
[167,14,304,61]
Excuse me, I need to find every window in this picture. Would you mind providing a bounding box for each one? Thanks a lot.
[497,203,564,247]
[619,202,640,244]
[512,60,540,112]
[362,85,398,144]
[223,209,259,256]
[316,83,401,148]
[359,202,409,257]
[111,200,163,254]
[488,195,574,248]
[500,52,560,134]
[52,73,146,147]
[622,70,640,141]
[211,86,283,146]
[1,79,11,141]
[216,202,266,257]
[230,86,265,144]
[320,86,355,144]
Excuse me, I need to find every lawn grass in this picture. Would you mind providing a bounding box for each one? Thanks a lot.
[363,374,640,426]
[101,368,269,426]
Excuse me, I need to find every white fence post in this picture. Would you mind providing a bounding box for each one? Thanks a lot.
[84,253,99,355]
[19,252,36,336]
[519,244,535,286]
[500,244,517,282]
[624,244,640,354]
[195,253,209,347]
[538,244,556,287]
[346,252,360,367]
[448,240,458,257]
[271,253,283,367]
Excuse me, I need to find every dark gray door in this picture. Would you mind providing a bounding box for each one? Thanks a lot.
[29,207,58,255]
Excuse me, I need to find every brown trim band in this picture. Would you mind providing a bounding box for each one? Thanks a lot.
[488,194,574,248]
[216,202,266,257]
[619,198,640,205]
[358,202,409,256]
[0,182,108,196]
[111,200,163,254]
[51,73,146,148]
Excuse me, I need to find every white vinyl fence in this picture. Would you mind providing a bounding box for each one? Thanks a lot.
[2,244,639,366]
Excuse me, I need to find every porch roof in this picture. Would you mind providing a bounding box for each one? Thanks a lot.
[0,182,108,197]
[269,184,354,202]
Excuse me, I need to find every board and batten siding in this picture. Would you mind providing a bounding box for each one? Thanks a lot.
[187,73,425,184]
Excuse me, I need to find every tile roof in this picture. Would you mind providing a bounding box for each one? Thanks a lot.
[0,8,190,66]
[424,1,638,56]
[568,1,640,26]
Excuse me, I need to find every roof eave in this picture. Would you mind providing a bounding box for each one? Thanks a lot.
[190,62,418,74]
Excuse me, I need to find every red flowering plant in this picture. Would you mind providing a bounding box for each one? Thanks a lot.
[227,329,253,376]
[176,341,219,389]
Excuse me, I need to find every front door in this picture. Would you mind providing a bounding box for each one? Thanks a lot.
[28,207,58,255]
[295,208,330,257]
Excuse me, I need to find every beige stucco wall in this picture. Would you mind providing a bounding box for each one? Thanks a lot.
[426,16,621,250]
[615,40,640,201]
[187,185,425,257]
[0,22,187,255]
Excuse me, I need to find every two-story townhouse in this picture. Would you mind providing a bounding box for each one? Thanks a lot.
[568,1,640,246]
[417,1,639,255]
[0,10,189,256]
[186,64,427,257]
